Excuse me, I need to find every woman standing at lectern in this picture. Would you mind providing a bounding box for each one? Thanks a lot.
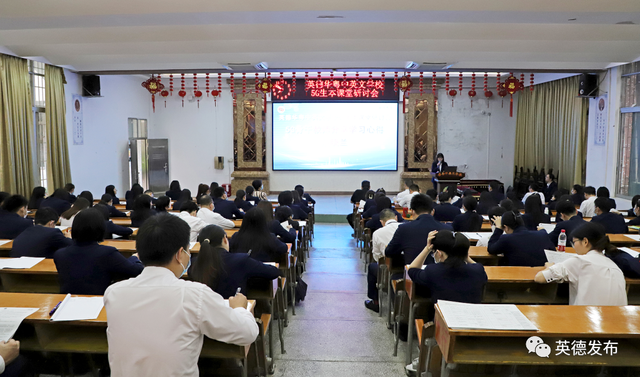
[431,153,448,190]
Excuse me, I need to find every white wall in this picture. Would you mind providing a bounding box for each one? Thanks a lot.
[437,88,517,188]
[65,72,150,196]
[148,84,234,194]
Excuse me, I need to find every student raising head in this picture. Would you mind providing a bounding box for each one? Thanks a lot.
[229,207,288,263]
[245,185,259,203]
[212,187,244,219]
[196,184,210,201]
[251,179,268,201]
[433,191,461,222]
[571,184,584,206]
[28,186,46,210]
[488,211,554,266]
[172,189,192,211]
[54,207,143,295]
[126,184,144,210]
[105,185,120,204]
[188,225,281,299]
[476,191,496,215]
[597,186,617,209]
[408,230,487,319]
[11,207,72,258]
[535,222,628,305]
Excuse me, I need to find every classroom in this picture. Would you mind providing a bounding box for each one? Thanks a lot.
[1,1,640,376]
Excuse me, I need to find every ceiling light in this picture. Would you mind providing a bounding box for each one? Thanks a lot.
[405,61,420,70]
[254,62,268,70]
[568,18,577,21]
[317,15,344,19]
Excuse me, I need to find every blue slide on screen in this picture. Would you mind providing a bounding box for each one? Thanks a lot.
[272,102,398,171]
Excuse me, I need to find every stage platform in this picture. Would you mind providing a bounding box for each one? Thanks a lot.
[267,194,353,223]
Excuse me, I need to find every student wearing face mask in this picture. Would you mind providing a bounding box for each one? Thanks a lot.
[535,222,627,305]
[104,214,258,377]
[488,211,553,266]
[0,195,33,239]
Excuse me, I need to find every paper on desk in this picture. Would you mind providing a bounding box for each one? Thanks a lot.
[624,234,640,242]
[538,223,556,233]
[437,300,538,331]
[625,218,631,223]
[620,247,640,258]
[0,257,44,269]
[129,227,138,233]
[298,221,307,227]
[249,201,255,206]
[482,215,490,221]
[0,307,39,342]
[544,250,577,264]
[0,240,11,247]
[55,225,69,231]
[280,221,292,231]
[461,232,482,240]
[189,242,197,250]
[50,294,104,322]
[224,299,254,313]
[550,217,556,222]
[264,262,277,267]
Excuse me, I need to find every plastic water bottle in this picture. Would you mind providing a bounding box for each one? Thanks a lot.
[558,229,567,252]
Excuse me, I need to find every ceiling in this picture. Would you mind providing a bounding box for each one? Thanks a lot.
[1,0,640,73]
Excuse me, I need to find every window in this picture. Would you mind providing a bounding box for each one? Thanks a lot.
[616,66,640,198]
[29,60,47,189]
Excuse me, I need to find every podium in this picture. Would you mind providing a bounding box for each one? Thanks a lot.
[434,172,466,194]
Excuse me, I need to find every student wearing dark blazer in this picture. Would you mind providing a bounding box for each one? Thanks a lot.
[571,185,585,206]
[40,188,72,216]
[476,191,497,215]
[347,180,371,229]
[452,196,483,232]
[105,185,120,205]
[278,190,307,220]
[229,208,288,263]
[295,185,316,205]
[130,194,157,228]
[433,192,461,222]
[488,211,552,267]
[627,195,640,218]
[64,183,77,204]
[27,186,46,210]
[629,201,640,226]
[125,184,144,210]
[522,195,551,231]
[597,187,617,209]
[245,186,261,204]
[165,180,182,201]
[548,200,587,246]
[430,153,448,189]
[99,194,127,217]
[11,207,72,258]
[189,225,281,299]
[272,205,298,244]
[94,204,134,239]
[542,174,558,203]
[233,190,254,213]
[291,190,311,217]
[365,197,403,234]
[453,189,474,209]
[488,181,505,204]
[171,189,192,212]
[591,197,628,234]
[212,187,244,219]
[385,194,452,266]
[0,195,33,239]
[54,208,143,295]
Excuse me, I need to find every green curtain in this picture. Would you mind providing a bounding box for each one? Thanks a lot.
[0,54,35,196]
[45,65,72,192]
[515,76,588,190]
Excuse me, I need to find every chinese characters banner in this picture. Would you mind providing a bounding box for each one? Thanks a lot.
[272,79,398,102]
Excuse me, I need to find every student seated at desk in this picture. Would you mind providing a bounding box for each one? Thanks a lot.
[535,222,628,305]
[579,186,597,217]
[629,201,640,226]
[386,194,452,266]
[547,189,569,211]
[395,179,413,205]
[399,185,421,209]
[54,208,143,295]
[488,181,505,204]
[452,196,482,232]
[131,194,157,228]
[0,192,10,206]
[172,189,192,211]
[542,173,558,203]
[64,183,77,204]
[488,211,552,266]
[229,208,288,263]
[295,184,316,205]
[125,184,143,210]
[272,205,298,244]
[78,190,94,207]
[278,191,307,220]
[597,186,617,209]
[178,202,208,243]
[252,179,269,201]
[99,194,127,218]
[571,184,584,206]
[453,189,473,209]
[347,180,370,229]
[0,338,25,377]
[626,195,640,218]
[165,180,182,201]
[233,189,254,213]
[144,190,157,205]
[197,195,235,229]
[408,230,487,319]
[521,183,545,205]
[104,214,257,377]
[27,186,45,210]
[212,187,244,219]
[105,185,120,205]
[40,188,71,216]
[591,197,628,234]
[476,191,497,215]
[365,197,403,234]
[522,195,551,231]
[245,185,260,204]
[154,196,171,213]
[365,209,401,312]
[11,207,72,258]
[59,197,90,227]
[499,198,515,211]
[506,191,524,210]
[434,192,461,222]
[548,200,587,246]
[362,191,385,219]
[195,183,210,202]
[95,204,133,240]
[476,206,506,247]
[0,195,33,239]
[189,225,281,299]
[292,190,311,216]
[361,190,376,213]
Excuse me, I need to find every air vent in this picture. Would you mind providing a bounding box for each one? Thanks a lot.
[616,21,635,25]
[223,63,253,71]
[317,15,344,19]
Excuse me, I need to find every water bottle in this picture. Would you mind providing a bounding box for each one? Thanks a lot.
[558,229,567,252]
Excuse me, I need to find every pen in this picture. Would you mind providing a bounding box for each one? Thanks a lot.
[49,301,62,316]
[236,287,242,295]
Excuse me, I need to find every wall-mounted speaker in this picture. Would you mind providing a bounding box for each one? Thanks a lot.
[578,73,598,97]
[82,75,101,97]
[215,156,224,170]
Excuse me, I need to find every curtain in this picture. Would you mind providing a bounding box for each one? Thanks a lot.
[0,54,35,196]
[515,76,588,190]
[45,65,72,192]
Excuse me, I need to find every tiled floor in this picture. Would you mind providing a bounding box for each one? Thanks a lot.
[270,223,406,377]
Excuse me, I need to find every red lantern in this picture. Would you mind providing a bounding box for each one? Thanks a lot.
[160,90,169,108]
[169,74,173,96]
[258,77,272,108]
[432,72,437,95]
[194,90,203,108]
[503,75,521,117]
[419,72,424,96]
[292,72,297,94]
[530,73,535,92]
[141,75,165,112]
[469,73,476,107]
[397,75,412,112]
[394,72,398,92]
[448,89,458,96]
[179,73,186,107]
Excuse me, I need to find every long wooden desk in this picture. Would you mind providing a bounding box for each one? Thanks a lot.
[435,304,640,376]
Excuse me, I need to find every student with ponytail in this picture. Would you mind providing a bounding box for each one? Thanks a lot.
[408,230,487,319]
[488,211,553,266]
[535,222,628,305]
[188,225,281,298]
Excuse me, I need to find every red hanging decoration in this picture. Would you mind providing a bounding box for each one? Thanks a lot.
[206,73,210,97]
[469,73,476,107]
[211,73,221,106]
[169,74,173,96]
[503,75,522,117]
[193,74,202,108]
[292,72,297,94]
[305,72,309,93]
[432,72,437,95]
[317,71,321,81]
[419,72,424,96]
[230,73,235,100]
[381,72,386,94]
[397,74,412,112]
[242,73,246,94]
[445,72,450,92]
[258,76,272,109]
[160,89,169,108]
[458,72,463,97]
[483,72,493,107]
[394,72,398,92]
[530,73,535,91]
[178,73,186,107]
[520,73,525,90]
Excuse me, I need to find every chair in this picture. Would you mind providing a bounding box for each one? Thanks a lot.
[415,320,436,377]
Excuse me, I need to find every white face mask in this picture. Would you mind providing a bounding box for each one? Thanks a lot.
[491,225,496,232]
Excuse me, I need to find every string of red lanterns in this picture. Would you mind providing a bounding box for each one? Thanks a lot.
[179,73,186,107]
[530,73,535,92]
[469,73,476,107]
[419,72,424,96]
[432,72,437,95]
[484,72,493,108]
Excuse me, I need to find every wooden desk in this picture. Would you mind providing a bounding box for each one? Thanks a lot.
[435,304,640,376]
[608,234,640,246]
[111,218,132,226]
[233,219,242,228]
[468,246,500,266]
[483,266,562,304]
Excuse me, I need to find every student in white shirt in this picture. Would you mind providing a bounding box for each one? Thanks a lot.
[104,214,258,377]
[521,183,545,205]
[398,184,420,209]
[197,195,235,229]
[365,209,400,313]
[395,179,413,204]
[534,222,627,306]
[178,201,209,242]
[0,339,22,376]
[59,197,91,227]
[578,186,597,218]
